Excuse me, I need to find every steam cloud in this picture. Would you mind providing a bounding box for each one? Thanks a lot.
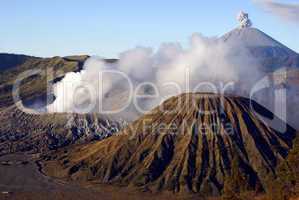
[253,0,299,24]
[237,11,253,28]
[47,32,264,121]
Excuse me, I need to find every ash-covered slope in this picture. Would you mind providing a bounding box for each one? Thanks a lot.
[0,104,126,156]
[43,93,297,195]
[221,27,299,71]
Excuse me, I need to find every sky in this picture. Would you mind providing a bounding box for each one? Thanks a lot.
[0,0,298,58]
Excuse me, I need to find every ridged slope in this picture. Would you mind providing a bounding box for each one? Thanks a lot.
[44,93,297,195]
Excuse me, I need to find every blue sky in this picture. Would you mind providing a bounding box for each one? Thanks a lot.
[0,0,298,58]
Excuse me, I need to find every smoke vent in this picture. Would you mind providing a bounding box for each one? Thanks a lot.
[237,11,252,28]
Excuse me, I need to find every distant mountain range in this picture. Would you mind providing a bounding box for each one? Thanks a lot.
[0,53,38,71]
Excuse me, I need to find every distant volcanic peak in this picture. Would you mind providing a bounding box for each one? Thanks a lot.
[44,93,297,195]
[223,27,289,49]
[223,11,291,50]
[224,26,299,70]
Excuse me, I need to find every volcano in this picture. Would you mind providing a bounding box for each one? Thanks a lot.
[222,27,299,71]
[43,93,297,195]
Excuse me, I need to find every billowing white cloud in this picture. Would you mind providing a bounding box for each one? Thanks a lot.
[47,32,264,120]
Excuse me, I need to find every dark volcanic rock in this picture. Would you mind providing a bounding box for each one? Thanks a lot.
[0,104,127,155]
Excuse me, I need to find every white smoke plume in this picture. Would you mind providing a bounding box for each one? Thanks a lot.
[237,11,253,28]
[48,59,111,113]
[47,32,264,121]
[253,0,299,24]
